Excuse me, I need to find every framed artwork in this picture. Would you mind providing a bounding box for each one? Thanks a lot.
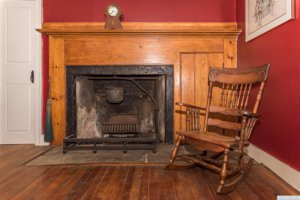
[245,0,294,42]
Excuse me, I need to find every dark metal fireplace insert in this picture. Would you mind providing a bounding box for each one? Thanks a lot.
[63,65,174,153]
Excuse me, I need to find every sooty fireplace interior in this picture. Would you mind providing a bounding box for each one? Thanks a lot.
[63,65,174,153]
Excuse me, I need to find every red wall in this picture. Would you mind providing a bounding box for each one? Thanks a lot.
[43,0,236,22]
[237,1,300,171]
[42,0,236,133]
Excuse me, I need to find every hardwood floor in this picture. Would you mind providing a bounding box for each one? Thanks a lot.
[0,145,298,200]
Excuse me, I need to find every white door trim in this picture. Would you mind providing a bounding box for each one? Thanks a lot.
[0,0,3,144]
[34,0,47,146]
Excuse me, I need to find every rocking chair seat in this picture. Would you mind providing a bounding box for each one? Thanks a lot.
[177,131,238,149]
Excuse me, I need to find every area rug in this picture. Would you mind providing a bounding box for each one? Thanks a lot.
[26,144,179,165]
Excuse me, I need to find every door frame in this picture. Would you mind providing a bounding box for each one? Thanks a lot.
[0,0,45,145]
[34,0,46,145]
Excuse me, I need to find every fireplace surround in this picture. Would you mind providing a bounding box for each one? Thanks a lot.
[38,22,240,145]
[63,65,174,153]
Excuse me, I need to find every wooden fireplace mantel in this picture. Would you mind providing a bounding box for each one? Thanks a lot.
[38,22,240,35]
[39,22,241,145]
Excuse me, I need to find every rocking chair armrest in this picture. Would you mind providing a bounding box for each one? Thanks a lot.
[239,110,259,118]
[175,102,205,110]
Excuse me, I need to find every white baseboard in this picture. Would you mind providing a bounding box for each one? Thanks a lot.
[246,144,300,192]
[35,134,49,146]
[36,141,49,146]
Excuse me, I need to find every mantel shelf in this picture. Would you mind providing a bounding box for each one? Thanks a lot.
[37,22,241,35]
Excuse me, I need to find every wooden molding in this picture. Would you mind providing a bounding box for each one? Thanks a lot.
[37,22,241,35]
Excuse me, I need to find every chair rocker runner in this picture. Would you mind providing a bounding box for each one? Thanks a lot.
[166,64,270,194]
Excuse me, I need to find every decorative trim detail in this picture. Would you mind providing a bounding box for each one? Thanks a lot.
[208,64,270,82]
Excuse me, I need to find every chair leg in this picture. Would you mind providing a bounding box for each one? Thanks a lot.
[217,148,229,193]
[165,135,195,169]
[216,151,254,194]
[165,135,182,169]
[239,152,245,169]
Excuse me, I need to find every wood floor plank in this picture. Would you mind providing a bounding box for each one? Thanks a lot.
[0,145,23,157]
[148,166,165,200]
[252,165,299,195]
[36,166,76,199]
[139,166,150,200]
[192,168,216,199]
[102,166,129,199]
[53,167,87,200]
[61,166,94,199]
[0,145,35,168]
[26,167,67,200]
[0,145,299,200]
[158,166,178,200]
[81,166,110,200]
[120,166,136,200]
[201,168,233,200]
[0,166,48,200]
[92,167,115,199]
[111,166,131,200]
[10,167,64,200]
[128,166,143,199]
[181,168,205,199]
[233,178,264,200]
[173,168,196,200]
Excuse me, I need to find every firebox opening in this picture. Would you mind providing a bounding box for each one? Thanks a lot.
[66,65,174,144]
[75,75,165,142]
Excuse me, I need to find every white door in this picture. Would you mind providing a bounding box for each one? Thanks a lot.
[0,1,37,144]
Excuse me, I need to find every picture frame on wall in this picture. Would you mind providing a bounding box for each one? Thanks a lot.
[245,0,294,42]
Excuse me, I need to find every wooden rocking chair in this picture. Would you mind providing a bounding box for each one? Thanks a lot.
[166,64,270,194]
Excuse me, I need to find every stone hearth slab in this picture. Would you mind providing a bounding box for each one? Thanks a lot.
[26,144,178,165]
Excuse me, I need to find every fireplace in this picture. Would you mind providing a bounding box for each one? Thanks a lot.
[63,65,174,153]
[38,22,239,145]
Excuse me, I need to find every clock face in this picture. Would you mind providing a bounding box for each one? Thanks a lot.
[108,5,119,17]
